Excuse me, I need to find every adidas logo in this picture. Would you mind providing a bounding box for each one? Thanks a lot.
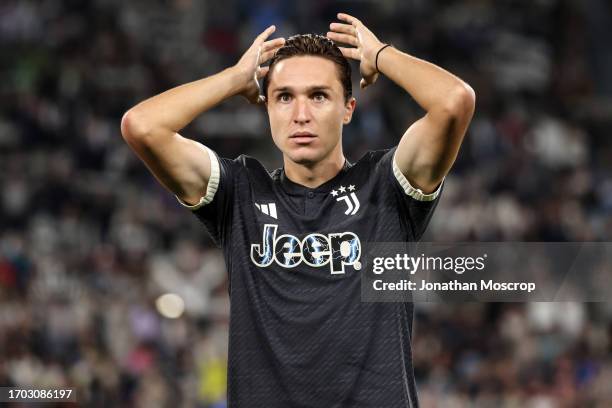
[255,203,278,219]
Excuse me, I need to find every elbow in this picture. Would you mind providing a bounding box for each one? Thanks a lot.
[436,83,476,120]
[120,109,152,143]
[458,83,476,115]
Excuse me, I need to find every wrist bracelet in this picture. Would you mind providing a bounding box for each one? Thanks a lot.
[375,44,392,73]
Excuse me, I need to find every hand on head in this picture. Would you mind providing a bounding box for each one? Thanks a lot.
[235,25,285,104]
[326,13,386,89]
[234,13,386,106]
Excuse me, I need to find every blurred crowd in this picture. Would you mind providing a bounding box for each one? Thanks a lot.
[1,0,612,406]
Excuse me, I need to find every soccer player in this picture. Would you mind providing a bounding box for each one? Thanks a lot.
[121,13,474,408]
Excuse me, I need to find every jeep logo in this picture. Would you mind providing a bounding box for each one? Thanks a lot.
[250,224,361,274]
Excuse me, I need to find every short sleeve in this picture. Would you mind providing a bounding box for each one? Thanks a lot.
[176,148,237,247]
[391,150,443,202]
[176,146,221,209]
[374,148,444,241]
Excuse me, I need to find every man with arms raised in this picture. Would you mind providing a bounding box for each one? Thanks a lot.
[121,13,474,408]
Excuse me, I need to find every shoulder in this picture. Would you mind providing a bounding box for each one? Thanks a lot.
[351,148,396,169]
[219,154,278,191]
[353,147,443,202]
[219,154,272,176]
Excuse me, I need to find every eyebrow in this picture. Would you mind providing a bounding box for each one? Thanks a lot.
[271,86,332,95]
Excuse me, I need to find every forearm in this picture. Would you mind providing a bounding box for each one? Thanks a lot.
[123,66,247,138]
[376,46,473,113]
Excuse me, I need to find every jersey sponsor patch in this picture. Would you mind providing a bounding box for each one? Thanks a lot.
[250,224,362,274]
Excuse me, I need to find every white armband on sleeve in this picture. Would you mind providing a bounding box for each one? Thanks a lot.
[392,151,443,202]
[176,146,221,210]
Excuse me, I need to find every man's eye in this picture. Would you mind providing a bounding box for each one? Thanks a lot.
[278,94,291,102]
[313,93,327,102]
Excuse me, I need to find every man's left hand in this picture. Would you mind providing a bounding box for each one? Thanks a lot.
[327,13,385,89]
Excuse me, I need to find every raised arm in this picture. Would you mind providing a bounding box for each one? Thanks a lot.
[327,13,475,194]
[120,26,285,205]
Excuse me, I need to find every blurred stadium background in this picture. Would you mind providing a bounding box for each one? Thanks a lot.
[1,0,612,406]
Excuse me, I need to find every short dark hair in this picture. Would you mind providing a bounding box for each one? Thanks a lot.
[263,34,352,102]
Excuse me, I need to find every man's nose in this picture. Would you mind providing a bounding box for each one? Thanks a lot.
[293,98,311,124]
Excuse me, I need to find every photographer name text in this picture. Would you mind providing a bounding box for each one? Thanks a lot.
[372,279,536,293]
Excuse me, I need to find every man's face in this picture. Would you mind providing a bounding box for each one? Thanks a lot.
[266,56,356,165]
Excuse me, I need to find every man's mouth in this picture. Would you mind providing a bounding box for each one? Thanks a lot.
[290,132,317,144]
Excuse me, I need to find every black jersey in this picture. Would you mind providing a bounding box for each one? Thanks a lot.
[179,147,443,407]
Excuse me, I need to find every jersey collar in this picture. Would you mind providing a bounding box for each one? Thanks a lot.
[279,159,352,195]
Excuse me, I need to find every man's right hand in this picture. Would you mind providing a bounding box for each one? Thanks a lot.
[121,25,285,207]
[234,25,285,104]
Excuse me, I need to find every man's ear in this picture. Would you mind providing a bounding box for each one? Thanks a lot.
[343,97,357,124]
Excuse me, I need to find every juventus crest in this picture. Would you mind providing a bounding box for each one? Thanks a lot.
[331,185,360,215]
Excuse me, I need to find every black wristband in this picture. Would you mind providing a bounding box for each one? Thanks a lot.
[375,44,392,73]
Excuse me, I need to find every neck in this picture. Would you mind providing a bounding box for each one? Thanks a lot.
[283,149,345,189]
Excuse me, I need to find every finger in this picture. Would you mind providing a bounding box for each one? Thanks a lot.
[360,73,379,89]
[360,77,375,89]
[337,13,360,25]
[256,65,270,80]
[261,37,285,52]
[259,47,282,64]
[326,32,358,47]
[338,47,360,61]
[255,25,276,43]
[329,22,355,35]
